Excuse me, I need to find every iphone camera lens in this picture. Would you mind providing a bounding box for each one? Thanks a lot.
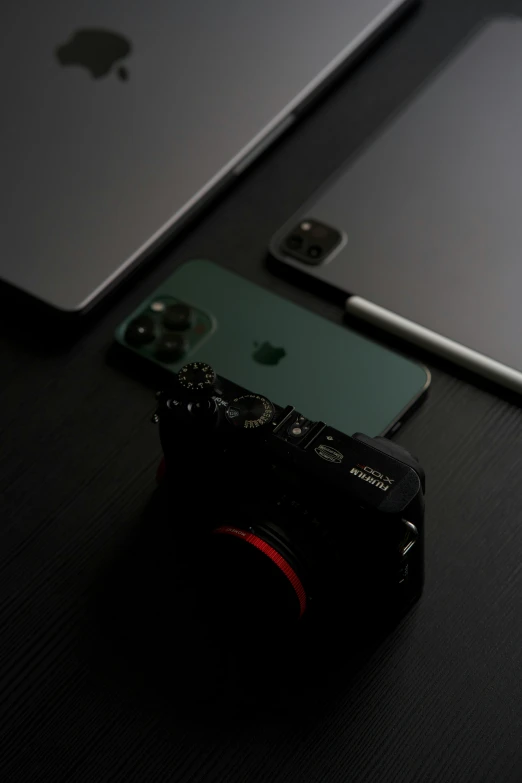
[125,316,155,346]
[163,303,193,331]
[155,333,187,362]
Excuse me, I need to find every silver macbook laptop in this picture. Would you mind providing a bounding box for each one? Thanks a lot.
[1,0,414,313]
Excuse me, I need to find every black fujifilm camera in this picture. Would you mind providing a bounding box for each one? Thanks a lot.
[154,362,425,634]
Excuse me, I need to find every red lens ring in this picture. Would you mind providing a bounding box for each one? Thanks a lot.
[213,526,307,618]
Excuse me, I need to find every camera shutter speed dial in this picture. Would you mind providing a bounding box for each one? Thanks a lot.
[226,395,275,430]
[177,362,217,395]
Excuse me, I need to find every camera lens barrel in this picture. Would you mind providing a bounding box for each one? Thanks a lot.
[213,525,307,618]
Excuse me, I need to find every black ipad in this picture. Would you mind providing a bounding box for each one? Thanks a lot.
[270,18,522,393]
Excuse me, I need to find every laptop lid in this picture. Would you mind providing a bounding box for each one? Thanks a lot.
[1,0,411,312]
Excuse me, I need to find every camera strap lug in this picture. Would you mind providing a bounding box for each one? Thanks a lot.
[399,519,418,557]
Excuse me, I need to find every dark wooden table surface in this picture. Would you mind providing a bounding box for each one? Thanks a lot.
[3,1,522,781]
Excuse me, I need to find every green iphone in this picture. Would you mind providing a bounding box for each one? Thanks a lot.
[114,260,430,436]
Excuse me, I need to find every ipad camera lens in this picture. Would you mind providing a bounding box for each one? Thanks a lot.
[286,234,303,250]
[307,245,322,260]
[281,219,342,264]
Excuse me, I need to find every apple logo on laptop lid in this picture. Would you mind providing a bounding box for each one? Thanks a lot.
[55,28,131,81]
